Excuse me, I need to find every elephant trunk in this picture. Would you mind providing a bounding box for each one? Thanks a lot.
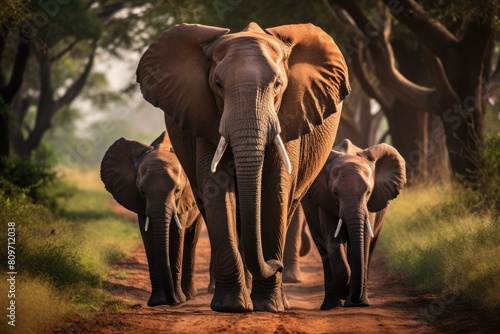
[231,134,283,280]
[342,204,369,307]
[148,203,176,305]
[219,88,284,279]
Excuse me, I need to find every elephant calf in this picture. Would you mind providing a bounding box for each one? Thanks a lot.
[302,139,406,309]
[101,131,204,306]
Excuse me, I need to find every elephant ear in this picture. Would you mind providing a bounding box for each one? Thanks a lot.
[362,144,407,212]
[136,24,229,145]
[150,131,175,155]
[100,138,152,214]
[149,131,170,148]
[267,24,351,142]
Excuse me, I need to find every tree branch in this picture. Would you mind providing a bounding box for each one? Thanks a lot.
[349,47,392,113]
[328,0,445,113]
[491,56,500,85]
[0,34,30,104]
[361,9,444,113]
[381,0,458,60]
[0,36,5,88]
[330,0,371,32]
[54,43,96,110]
[421,46,460,105]
[50,38,79,61]
[96,1,129,21]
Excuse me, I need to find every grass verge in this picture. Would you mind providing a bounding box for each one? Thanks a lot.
[380,183,500,317]
[0,168,140,334]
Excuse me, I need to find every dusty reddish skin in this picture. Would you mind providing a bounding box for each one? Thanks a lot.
[55,206,498,334]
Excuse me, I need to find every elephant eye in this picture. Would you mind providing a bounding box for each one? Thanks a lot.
[139,189,146,198]
[274,78,282,89]
[215,79,223,90]
[175,187,181,194]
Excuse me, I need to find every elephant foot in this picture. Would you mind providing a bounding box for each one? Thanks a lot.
[251,292,285,312]
[282,267,302,283]
[182,284,197,301]
[320,296,343,310]
[207,280,215,294]
[344,295,370,307]
[210,285,253,313]
[147,289,170,307]
[251,274,285,313]
[147,287,187,307]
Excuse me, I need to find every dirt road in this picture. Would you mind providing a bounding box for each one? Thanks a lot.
[57,225,497,333]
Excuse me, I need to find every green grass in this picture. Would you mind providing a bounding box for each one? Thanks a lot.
[0,168,140,334]
[380,184,500,316]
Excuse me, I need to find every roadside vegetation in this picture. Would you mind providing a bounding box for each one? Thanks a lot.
[380,135,500,317]
[0,158,140,334]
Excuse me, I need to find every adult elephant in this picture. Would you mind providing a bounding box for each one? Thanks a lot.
[101,132,203,307]
[137,22,350,312]
[302,139,406,310]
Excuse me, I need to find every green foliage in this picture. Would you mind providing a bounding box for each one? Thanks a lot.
[0,168,140,332]
[0,196,100,287]
[422,0,500,27]
[381,183,500,316]
[0,0,32,35]
[0,146,73,211]
[0,276,75,334]
[475,135,500,212]
[194,0,338,34]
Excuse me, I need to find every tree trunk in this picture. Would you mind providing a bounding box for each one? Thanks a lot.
[0,33,31,158]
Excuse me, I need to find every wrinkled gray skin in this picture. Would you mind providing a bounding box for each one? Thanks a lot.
[302,139,406,309]
[283,204,311,283]
[101,132,203,307]
[206,205,311,291]
[137,22,349,312]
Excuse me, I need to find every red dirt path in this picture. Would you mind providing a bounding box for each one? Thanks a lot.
[55,220,498,333]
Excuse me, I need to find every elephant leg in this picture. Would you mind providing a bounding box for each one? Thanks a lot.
[250,160,289,313]
[360,213,383,306]
[197,139,252,313]
[138,214,169,306]
[207,247,216,294]
[181,212,203,300]
[235,211,253,293]
[169,215,187,304]
[283,205,304,283]
[304,211,343,309]
[319,210,350,304]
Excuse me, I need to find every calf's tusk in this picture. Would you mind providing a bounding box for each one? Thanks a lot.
[274,134,292,174]
[211,136,228,173]
[145,216,149,232]
[334,218,343,238]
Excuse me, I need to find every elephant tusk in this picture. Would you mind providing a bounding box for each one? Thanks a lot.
[274,134,292,174]
[145,216,149,232]
[211,136,228,173]
[334,218,343,238]
[174,212,183,230]
[365,216,374,238]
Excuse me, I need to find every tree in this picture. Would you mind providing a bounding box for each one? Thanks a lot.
[1,0,199,157]
[327,0,499,181]
[0,0,33,157]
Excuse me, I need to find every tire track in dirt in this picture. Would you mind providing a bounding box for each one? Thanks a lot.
[56,224,498,334]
